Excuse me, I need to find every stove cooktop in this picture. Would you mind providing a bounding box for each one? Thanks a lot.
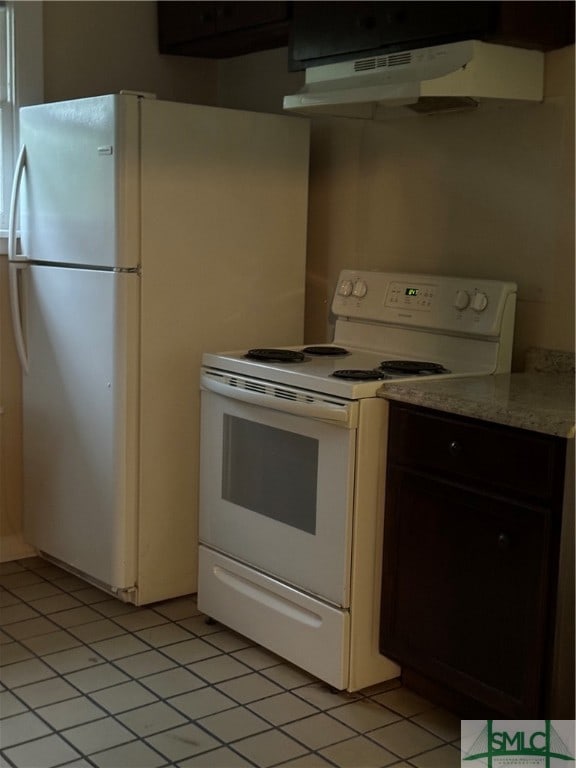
[201,270,516,399]
[243,348,451,381]
[203,344,482,400]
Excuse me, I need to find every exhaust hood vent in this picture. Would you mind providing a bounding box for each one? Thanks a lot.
[283,40,544,120]
[354,52,413,72]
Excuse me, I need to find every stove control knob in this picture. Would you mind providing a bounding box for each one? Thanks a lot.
[471,291,489,312]
[453,290,470,310]
[353,279,368,298]
[338,279,353,297]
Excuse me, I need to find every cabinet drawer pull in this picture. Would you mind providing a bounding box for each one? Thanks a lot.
[497,533,510,550]
[448,440,463,457]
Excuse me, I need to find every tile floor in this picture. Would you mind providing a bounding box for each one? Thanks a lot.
[0,558,463,768]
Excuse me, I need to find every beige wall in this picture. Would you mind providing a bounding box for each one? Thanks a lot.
[218,47,575,369]
[218,46,303,114]
[43,0,217,104]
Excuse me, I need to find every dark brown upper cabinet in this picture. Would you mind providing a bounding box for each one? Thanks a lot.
[157,1,291,58]
[288,1,575,70]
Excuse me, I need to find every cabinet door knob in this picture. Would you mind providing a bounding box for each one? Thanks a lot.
[448,440,462,457]
[497,533,510,550]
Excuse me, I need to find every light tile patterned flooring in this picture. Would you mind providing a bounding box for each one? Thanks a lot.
[0,558,462,768]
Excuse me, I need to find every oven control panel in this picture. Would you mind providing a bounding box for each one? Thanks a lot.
[385,281,436,310]
[333,270,517,337]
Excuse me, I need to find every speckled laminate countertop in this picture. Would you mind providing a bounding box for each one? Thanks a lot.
[379,373,575,438]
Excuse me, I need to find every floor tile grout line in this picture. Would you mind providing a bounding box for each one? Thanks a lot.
[7,566,401,714]
[4,623,100,659]
[70,726,196,768]
[3,561,463,768]
[3,592,356,724]
[4,657,236,761]
[0,734,98,768]
[2,647,426,768]
[3,626,459,752]
[2,588,225,682]
[0,649,169,761]
[2,578,261,681]
[5,680,450,768]
[149,706,269,768]
[2,625,319,721]
[3,667,244,768]
[405,714,462,743]
[3,591,332,766]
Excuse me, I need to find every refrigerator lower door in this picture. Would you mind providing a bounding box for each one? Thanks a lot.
[22,265,139,593]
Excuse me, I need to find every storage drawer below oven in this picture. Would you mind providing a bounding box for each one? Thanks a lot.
[198,546,349,690]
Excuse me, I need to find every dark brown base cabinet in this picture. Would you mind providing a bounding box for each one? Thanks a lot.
[380,401,573,718]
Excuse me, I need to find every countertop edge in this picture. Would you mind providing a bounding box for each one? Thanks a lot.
[380,374,575,439]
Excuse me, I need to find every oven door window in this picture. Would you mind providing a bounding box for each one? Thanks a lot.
[223,415,318,535]
[199,389,356,607]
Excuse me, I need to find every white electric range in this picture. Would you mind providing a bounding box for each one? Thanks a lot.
[198,270,517,691]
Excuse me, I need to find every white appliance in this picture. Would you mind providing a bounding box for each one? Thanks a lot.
[198,270,517,691]
[8,93,310,605]
[283,40,544,119]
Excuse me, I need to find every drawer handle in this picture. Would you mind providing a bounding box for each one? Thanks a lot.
[497,533,510,551]
[448,440,463,457]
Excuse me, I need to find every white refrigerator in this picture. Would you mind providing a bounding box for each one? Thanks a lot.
[8,93,310,605]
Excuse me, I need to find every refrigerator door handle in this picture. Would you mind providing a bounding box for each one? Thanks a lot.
[8,145,30,372]
[8,263,29,373]
[8,145,27,263]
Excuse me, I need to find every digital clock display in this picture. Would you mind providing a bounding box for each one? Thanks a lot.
[405,288,419,296]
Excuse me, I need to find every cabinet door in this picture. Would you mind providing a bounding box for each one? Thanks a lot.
[288,2,574,70]
[289,1,500,68]
[290,2,381,65]
[157,1,290,57]
[380,466,555,717]
[158,2,217,47]
[215,2,289,34]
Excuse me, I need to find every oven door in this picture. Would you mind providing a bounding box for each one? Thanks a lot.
[199,370,359,607]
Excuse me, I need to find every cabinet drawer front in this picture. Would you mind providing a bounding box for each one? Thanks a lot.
[388,403,564,500]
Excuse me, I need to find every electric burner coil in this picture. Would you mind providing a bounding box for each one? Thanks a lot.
[332,369,387,380]
[244,348,306,363]
[379,360,450,375]
[301,346,349,356]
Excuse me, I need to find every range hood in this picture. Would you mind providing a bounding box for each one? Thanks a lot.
[283,40,544,119]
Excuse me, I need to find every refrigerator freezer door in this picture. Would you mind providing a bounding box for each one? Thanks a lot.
[19,95,139,269]
[23,266,139,591]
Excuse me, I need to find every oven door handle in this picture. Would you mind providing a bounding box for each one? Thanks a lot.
[200,373,357,426]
